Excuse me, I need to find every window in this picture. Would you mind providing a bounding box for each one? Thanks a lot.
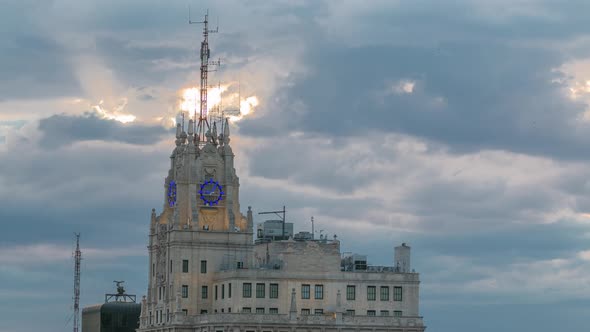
[152,263,155,276]
[270,283,279,299]
[228,308,231,313]
[345,310,355,316]
[182,285,188,298]
[380,286,389,301]
[215,285,218,300]
[393,286,402,301]
[314,309,323,315]
[367,310,376,316]
[242,307,251,313]
[256,283,265,298]
[222,284,225,299]
[201,260,207,273]
[394,310,402,317]
[256,307,265,314]
[367,286,376,301]
[182,309,188,316]
[269,308,278,314]
[301,284,310,299]
[229,283,232,298]
[200,310,208,314]
[380,310,389,316]
[346,285,355,300]
[182,260,189,273]
[301,308,310,315]
[201,286,208,299]
[243,283,252,298]
[314,284,324,299]
[170,260,173,273]
[237,261,244,269]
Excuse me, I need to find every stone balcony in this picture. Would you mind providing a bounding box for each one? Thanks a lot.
[184,313,424,328]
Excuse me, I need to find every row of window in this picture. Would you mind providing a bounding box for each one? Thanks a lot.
[179,283,403,302]
[241,307,279,314]
[242,283,279,299]
[348,310,402,317]
[152,260,208,277]
[346,285,402,301]
[300,284,324,299]
[182,283,234,300]
[297,309,402,317]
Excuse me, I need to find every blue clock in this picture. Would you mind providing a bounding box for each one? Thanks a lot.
[167,180,177,207]
[199,179,224,206]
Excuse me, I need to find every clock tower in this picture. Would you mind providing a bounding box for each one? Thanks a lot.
[161,118,248,232]
[146,118,254,321]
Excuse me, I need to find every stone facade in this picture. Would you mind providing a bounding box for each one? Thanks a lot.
[138,120,426,332]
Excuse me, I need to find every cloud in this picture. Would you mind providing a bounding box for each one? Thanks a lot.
[5,1,590,332]
[37,112,170,148]
[0,243,145,266]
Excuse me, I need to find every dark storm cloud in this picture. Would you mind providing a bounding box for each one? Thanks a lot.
[5,1,590,332]
[92,36,195,87]
[413,221,590,264]
[242,40,590,160]
[37,113,169,148]
[399,176,562,227]
[0,2,81,99]
[239,1,590,161]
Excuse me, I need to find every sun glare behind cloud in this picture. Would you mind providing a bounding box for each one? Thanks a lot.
[93,99,136,123]
[178,84,259,124]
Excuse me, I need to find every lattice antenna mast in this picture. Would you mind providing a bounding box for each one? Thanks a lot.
[72,233,81,332]
[189,9,220,144]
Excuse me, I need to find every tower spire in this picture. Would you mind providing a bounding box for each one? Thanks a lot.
[189,10,220,145]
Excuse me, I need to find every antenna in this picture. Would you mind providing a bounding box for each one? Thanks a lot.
[72,233,81,332]
[189,9,221,145]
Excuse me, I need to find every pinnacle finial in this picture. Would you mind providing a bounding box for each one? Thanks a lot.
[290,288,297,313]
[188,119,194,136]
[212,122,218,145]
[175,123,181,139]
[224,118,230,144]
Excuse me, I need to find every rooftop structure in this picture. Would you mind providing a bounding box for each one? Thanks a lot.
[82,282,141,332]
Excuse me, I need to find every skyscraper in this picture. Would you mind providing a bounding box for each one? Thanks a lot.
[138,119,426,331]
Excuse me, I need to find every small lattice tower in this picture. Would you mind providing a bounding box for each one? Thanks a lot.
[72,233,81,332]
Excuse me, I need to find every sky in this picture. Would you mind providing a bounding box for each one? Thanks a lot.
[2,0,590,331]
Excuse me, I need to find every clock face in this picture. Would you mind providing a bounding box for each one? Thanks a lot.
[167,180,177,207]
[199,179,224,206]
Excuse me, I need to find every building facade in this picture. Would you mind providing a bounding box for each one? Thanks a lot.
[138,120,426,332]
